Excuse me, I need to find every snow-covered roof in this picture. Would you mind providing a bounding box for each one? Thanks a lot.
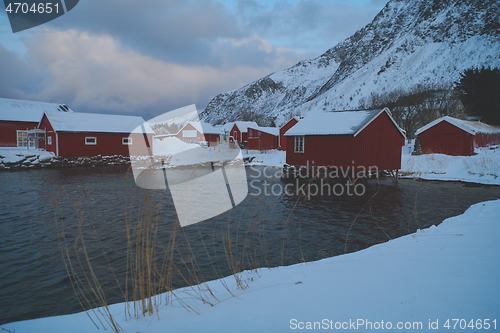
[186,121,221,135]
[233,121,259,132]
[43,111,154,134]
[415,116,500,136]
[284,108,404,137]
[0,97,73,122]
[248,126,279,136]
[217,121,260,133]
[223,123,232,132]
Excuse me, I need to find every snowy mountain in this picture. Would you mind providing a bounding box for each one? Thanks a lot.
[201,0,500,125]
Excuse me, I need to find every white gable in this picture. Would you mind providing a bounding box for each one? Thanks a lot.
[0,97,73,122]
[44,111,154,134]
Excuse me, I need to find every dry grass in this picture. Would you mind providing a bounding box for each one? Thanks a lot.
[53,165,415,333]
[54,170,272,332]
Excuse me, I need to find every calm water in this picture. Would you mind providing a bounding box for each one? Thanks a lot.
[0,165,499,325]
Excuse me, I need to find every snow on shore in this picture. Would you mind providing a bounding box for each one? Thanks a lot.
[401,145,500,185]
[0,147,55,169]
[3,199,499,333]
[0,147,54,164]
[242,149,286,167]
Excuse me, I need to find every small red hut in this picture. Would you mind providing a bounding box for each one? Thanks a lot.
[228,121,258,146]
[284,108,405,171]
[247,126,279,150]
[176,121,221,146]
[416,116,500,156]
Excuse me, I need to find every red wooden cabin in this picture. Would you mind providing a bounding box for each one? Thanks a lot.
[228,121,258,146]
[284,108,405,171]
[176,121,221,146]
[38,111,154,157]
[279,117,301,151]
[247,126,279,150]
[0,97,72,148]
[416,116,500,156]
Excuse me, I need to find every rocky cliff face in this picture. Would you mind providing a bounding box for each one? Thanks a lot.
[201,0,500,125]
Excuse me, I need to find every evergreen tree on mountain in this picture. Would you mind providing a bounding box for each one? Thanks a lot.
[454,67,500,125]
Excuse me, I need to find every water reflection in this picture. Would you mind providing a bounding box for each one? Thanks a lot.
[0,165,499,325]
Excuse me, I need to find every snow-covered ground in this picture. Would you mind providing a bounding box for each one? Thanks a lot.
[401,144,500,185]
[242,149,286,167]
[0,147,55,167]
[3,199,499,333]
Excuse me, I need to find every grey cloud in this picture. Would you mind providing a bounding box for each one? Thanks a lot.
[235,0,382,53]
[0,44,43,97]
[0,0,386,118]
[0,29,288,118]
[49,0,244,66]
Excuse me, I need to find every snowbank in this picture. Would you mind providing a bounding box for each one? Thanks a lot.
[401,145,500,185]
[3,199,499,332]
[242,149,286,167]
[0,148,55,169]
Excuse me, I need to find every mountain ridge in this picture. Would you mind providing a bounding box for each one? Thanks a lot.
[201,0,500,125]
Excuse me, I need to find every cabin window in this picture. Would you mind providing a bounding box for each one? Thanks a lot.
[47,136,52,145]
[85,137,97,145]
[294,136,304,153]
[122,137,132,145]
[16,130,35,148]
[182,130,197,138]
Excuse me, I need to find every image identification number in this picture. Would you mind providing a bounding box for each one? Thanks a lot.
[443,319,497,330]
[5,2,59,14]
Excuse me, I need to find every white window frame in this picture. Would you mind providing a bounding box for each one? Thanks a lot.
[47,136,52,145]
[16,130,35,148]
[122,137,132,145]
[294,136,304,153]
[85,137,97,145]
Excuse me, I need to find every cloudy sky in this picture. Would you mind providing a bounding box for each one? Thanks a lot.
[0,0,387,119]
